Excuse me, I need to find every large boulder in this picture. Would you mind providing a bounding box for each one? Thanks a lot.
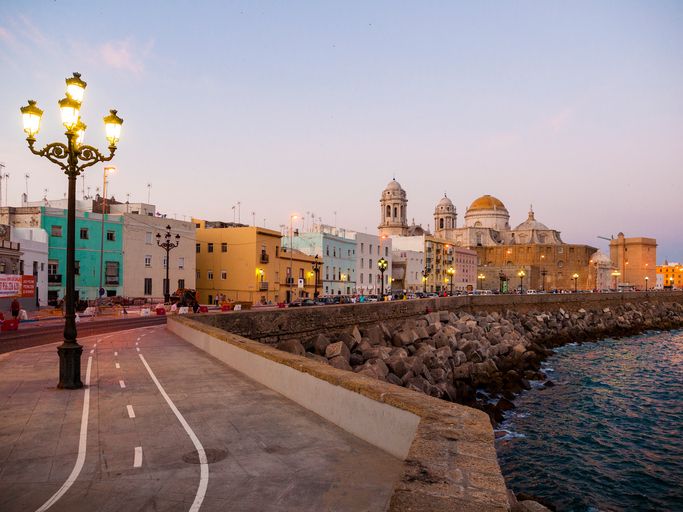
[277,339,305,356]
[312,334,331,356]
[325,341,351,363]
[328,355,352,371]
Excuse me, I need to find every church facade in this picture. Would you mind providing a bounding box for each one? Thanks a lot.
[379,179,597,292]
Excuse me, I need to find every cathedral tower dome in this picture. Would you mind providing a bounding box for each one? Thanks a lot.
[379,178,408,236]
[434,193,457,240]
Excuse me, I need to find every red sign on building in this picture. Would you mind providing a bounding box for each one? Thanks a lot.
[21,275,36,298]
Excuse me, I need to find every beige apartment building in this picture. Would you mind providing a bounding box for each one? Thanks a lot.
[122,214,196,299]
[609,232,657,290]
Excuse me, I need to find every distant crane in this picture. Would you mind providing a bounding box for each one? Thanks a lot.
[597,235,613,242]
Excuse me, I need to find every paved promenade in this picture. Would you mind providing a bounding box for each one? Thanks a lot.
[0,326,401,511]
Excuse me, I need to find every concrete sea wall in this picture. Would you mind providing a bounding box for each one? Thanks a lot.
[175,292,683,511]
[169,315,511,511]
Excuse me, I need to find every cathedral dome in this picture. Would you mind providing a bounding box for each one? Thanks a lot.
[384,179,404,192]
[514,208,549,231]
[468,195,507,212]
[435,194,455,212]
[590,251,612,265]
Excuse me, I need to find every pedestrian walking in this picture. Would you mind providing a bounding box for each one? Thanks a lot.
[11,298,20,319]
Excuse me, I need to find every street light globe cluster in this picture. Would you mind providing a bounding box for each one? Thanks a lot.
[19,72,123,390]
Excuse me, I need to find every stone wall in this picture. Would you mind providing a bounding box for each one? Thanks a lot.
[193,291,683,345]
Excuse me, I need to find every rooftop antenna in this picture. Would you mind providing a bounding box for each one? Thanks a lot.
[237,201,241,223]
[25,173,30,198]
[2,172,9,207]
[251,211,255,227]
[147,183,152,203]
[86,186,91,199]
[231,205,236,223]
[0,163,5,208]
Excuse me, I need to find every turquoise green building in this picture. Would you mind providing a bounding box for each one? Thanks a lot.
[43,207,124,303]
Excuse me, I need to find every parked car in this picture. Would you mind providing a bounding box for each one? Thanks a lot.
[287,298,315,307]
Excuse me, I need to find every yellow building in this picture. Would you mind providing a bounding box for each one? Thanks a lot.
[278,247,319,302]
[194,220,281,304]
[194,219,320,304]
[656,261,683,290]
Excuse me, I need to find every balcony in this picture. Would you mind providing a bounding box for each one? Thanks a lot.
[259,282,269,291]
[286,277,294,285]
[48,274,62,284]
[260,253,269,264]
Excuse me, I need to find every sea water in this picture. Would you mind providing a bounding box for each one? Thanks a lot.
[496,330,683,511]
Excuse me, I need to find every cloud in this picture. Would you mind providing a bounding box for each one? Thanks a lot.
[98,38,154,75]
[548,107,574,132]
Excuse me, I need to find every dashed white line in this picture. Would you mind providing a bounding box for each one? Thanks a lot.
[139,353,208,511]
[35,356,93,512]
[115,363,120,369]
[89,349,94,354]
[119,380,126,389]
[136,348,140,352]
[127,405,136,418]
[114,351,118,356]
[133,446,143,468]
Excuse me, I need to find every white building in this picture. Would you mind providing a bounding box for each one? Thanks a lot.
[391,249,424,292]
[122,214,196,299]
[347,231,392,295]
[12,227,48,307]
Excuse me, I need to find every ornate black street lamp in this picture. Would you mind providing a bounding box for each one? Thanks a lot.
[156,225,180,303]
[20,72,123,389]
[312,254,321,298]
[421,267,430,293]
[378,257,388,297]
[447,266,455,295]
[517,269,526,294]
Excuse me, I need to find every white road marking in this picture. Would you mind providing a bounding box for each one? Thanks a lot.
[137,337,141,341]
[119,380,126,389]
[35,356,93,512]
[135,342,138,346]
[89,349,94,354]
[114,351,118,356]
[97,339,102,342]
[133,446,143,468]
[139,354,208,511]
[136,348,140,352]
[115,363,120,369]
[127,405,136,418]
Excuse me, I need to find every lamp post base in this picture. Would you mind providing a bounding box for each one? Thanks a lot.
[57,342,83,389]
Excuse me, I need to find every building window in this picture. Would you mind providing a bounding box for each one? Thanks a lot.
[105,261,120,285]
[221,242,227,252]
[196,270,200,279]
[48,261,58,275]
[145,232,152,244]
[106,230,115,241]
[51,225,62,237]
[275,246,279,257]
[208,243,214,253]
[178,257,185,269]
[80,228,89,239]
[221,270,227,280]
[361,243,365,253]
[178,279,185,289]
[196,243,200,253]
[326,246,329,256]
[144,255,152,267]
[207,270,214,280]
[144,278,152,295]
[74,261,80,275]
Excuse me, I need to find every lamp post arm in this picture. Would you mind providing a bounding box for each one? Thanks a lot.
[27,139,70,172]
[76,144,117,171]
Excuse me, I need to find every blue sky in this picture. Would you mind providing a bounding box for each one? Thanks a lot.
[1,1,681,260]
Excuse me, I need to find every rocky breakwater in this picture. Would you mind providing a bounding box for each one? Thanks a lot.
[276,300,683,423]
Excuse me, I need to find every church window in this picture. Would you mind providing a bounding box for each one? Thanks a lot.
[538,234,546,243]
[476,233,483,246]
[394,206,398,218]
[558,261,564,268]
[386,205,391,218]
[474,221,482,227]
[439,218,444,229]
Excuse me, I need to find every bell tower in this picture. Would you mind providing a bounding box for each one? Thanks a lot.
[433,194,457,240]
[378,179,408,237]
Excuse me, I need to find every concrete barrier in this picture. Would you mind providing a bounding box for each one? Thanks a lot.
[168,315,510,511]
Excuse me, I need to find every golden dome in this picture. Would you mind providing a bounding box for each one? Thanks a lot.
[468,195,507,212]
